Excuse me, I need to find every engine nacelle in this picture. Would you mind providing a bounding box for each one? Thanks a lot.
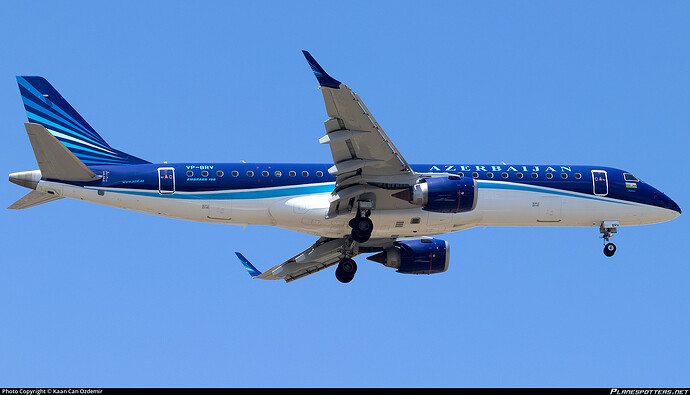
[393,176,477,213]
[367,238,450,275]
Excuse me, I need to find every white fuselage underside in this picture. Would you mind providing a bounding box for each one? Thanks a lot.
[37,180,678,239]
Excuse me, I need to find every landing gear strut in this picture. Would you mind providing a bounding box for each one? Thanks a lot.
[600,221,619,257]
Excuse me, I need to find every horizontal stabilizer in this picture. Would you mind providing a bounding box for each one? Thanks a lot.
[24,123,101,182]
[8,190,62,209]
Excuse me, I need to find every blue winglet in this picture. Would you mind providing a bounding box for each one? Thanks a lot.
[302,50,341,89]
[235,252,262,278]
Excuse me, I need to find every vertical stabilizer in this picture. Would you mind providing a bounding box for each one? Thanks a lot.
[16,76,149,166]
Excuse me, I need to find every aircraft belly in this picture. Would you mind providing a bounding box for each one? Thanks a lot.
[476,186,650,227]
[47,181,663,235]
[269,194,346,236]
[55,183,207,222]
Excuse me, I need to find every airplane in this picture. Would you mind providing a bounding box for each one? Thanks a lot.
[9,51,681,284]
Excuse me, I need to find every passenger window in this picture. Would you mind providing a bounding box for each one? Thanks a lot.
[232,171,239,177]
[289,171,296,177]
[575,173,582,179]
[456,172,464,177]
[531,173,538,179]
[487,172,494,179]
[472,172,479,178]
[560,173,567,179]
[316,171,323,177]
[216,171,224,177]
[262,171,269,177]
[546,173,553,179]
[201,170,209,177]
[501,172,508,179]
[186,171,193,177]
[302,171,309,177]
[246,171,254,177]
[275,171,282,177]
[516,172,523,179]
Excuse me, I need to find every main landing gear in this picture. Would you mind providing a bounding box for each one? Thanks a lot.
[600,221,619,257]
[335,210,373,283]
[335,257,357,283]
[349,209,373,243]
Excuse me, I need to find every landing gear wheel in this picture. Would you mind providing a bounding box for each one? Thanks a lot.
[335,258,357,283]
[603,243,616,257]
[599,222,619,258]
[350,216,373,243]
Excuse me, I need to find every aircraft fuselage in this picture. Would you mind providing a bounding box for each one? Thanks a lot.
[13,162,680,240]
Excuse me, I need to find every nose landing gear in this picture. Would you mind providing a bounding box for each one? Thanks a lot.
[603,242,617,257]
[600,221,619,257]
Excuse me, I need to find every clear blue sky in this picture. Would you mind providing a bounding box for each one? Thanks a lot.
[1,1,688,388]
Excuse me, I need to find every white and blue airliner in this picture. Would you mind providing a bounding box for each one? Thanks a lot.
[9,51,681,283]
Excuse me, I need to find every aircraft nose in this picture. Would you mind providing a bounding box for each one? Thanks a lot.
[668,196,681,215]
[655,190,681,216]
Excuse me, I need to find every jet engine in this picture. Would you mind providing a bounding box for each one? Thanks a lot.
[393,176,477,213]
[367,238,450,275]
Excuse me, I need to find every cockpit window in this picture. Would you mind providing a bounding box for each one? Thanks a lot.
[624,173,640,182]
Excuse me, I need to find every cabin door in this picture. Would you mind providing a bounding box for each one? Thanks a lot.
[158,167,175,195]
[591,170,608,196]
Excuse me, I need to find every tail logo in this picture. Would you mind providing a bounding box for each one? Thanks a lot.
[17,76,148,166]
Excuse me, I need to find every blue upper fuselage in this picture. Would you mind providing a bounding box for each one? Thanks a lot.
[64,162,680,215]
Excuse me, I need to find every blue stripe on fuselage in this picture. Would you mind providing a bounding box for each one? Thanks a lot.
[98,183,335,200]
[63,163,670,210]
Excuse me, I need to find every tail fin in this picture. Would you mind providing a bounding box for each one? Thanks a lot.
[16,76,149,167]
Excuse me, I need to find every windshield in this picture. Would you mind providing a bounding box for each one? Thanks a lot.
[624,173,640,182]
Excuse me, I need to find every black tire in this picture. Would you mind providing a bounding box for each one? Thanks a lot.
[603,243,616,257]
[350,217,373,243]
[335,258,357,283]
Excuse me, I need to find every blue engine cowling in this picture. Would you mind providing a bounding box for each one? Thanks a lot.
[393,176,478,213]
[367,238,450,275]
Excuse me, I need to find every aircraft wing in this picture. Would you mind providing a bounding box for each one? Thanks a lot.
[236,237,398,283]
[303,51,419,218]
[236,237,355,283]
